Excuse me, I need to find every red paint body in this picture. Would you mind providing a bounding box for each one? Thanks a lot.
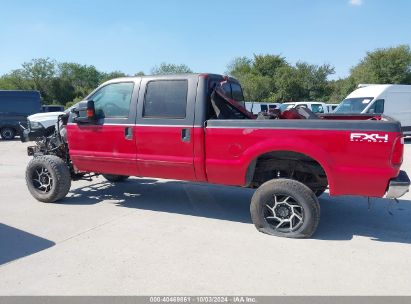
[65,74,405,199]
[67,123,402,198]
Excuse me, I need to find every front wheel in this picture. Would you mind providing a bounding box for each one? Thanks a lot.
[25,155,71,203]
[250,179,320,238]
[1,127,16,140]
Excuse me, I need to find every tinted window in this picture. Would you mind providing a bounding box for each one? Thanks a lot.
[231,83,244,101]
[222,82,232,99]
[260,104,268,112]
[311,104,324,113]
[91,82,134,118]
[367,99,384,114]
[143,80,188,118]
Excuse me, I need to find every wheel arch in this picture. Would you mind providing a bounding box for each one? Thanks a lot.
[242,139,334,192]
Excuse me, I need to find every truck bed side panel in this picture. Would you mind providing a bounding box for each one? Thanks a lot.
[205,119,402,197]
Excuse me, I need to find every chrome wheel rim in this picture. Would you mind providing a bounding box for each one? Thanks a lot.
[264,194,304,232]
[31,166,53,193]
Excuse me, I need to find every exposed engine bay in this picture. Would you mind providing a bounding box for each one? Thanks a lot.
[22,113,89,180]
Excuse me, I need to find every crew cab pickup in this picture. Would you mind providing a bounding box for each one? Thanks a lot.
[22,74,410,238]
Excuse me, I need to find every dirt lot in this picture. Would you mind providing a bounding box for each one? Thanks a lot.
[0,139,410,295]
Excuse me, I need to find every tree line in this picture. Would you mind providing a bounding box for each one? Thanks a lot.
[0,45,410,107]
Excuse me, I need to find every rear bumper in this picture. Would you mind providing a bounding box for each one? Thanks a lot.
[385,170,410,199]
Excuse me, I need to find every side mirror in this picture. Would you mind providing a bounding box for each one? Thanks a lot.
[73,100,97,123]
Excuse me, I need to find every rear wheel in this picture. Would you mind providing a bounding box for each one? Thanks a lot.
[250,179,320,238]
[1,127,16,140]
[103,174,129,182]
[25,155,71,203]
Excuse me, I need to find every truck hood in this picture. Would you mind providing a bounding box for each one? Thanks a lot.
[27,111,66,129]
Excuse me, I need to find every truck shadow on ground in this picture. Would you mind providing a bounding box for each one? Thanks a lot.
[0,223,55,265]
[65,178,411,244]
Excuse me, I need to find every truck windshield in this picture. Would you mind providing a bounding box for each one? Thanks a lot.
[334,97,373,113]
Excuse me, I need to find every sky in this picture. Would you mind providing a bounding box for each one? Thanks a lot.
[0,0,410,79]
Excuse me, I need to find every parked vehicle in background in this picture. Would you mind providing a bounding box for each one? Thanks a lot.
[21,74,409,239]
[279,102,329,114]
[21,111,66,141]
[326,104,339,113]
[334,84,411,136]
[245,102,281,114]
[42,105,65,112]
[0,90,41,140]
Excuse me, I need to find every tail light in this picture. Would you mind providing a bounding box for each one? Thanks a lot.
[391,136,404,167]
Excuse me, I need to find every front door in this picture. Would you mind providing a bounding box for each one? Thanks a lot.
[134,76,197,181]
[67,81,140,176]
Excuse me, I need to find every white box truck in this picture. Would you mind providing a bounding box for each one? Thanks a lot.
[335,84,411,136]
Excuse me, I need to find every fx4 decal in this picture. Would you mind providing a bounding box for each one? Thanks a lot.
[350,133,388,143]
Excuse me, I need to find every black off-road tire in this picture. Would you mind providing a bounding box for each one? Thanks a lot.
[25,155,71,203]
[1,127,16,140]
[102,174,129,182]
[250,179,320,238]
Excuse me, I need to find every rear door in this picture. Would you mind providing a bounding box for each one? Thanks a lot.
[67,80,140,176]
[135,76,197,181]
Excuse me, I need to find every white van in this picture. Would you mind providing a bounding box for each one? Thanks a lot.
[245,102,281,114]
[326,104,339,113]
[335,84,411,136]
[279,101,330,114]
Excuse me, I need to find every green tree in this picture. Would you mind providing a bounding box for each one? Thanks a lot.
[226,57,253,78]
[272,66,302,101]
[0,69,34,90]
[151,63,192,75]
[327,77,356,103]
[351,45,411,84]
[100,71,127,83]
[50,78,76,104]
[294,62,335,101]
[58,62,102,99]
[21,58,57,102]
[253,54,288,77]
[237,73,273,101]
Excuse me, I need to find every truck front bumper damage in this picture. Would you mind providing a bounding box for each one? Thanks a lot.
[385,170,410,199]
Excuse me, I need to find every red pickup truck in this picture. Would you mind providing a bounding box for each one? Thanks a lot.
[22,74,410,238]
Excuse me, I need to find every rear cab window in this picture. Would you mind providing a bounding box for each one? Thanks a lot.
[143,80,188,119]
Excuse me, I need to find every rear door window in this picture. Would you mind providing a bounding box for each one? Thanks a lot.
[143,80,188,118]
